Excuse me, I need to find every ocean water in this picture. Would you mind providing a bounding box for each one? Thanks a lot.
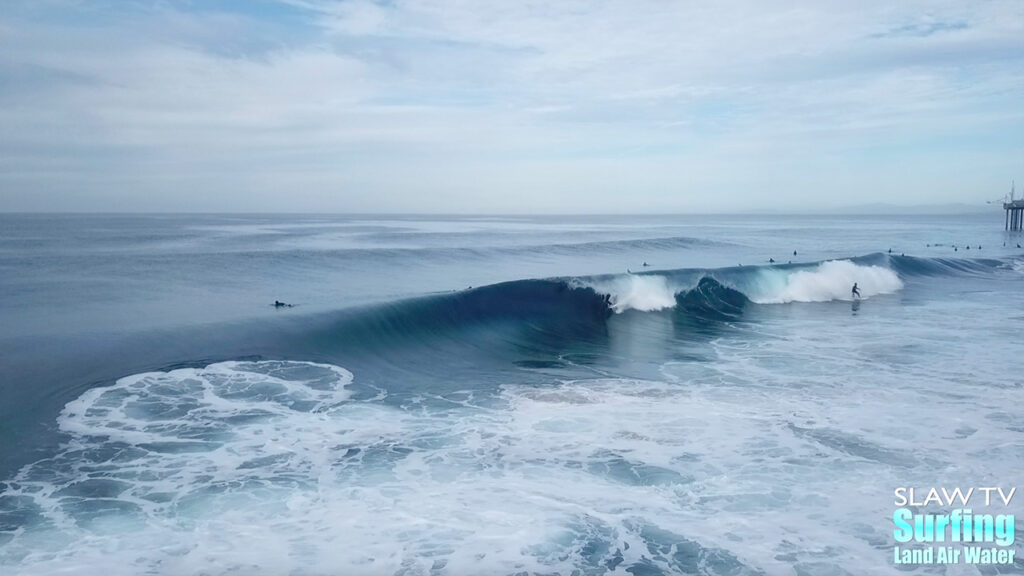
[0,213,1022,575]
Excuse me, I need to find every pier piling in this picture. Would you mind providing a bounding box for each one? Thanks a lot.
[1005,200,1024,231]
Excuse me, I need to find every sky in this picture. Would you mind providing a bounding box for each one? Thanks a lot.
[0,0,1022,213]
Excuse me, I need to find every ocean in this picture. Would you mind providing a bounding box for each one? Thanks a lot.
[0,213,1021,575]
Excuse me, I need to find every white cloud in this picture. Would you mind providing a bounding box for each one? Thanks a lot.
[0,0,1021,212]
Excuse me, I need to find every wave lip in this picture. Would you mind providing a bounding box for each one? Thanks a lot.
[584,274,678,314]
[751,260,903,304]
[582,259,905,313]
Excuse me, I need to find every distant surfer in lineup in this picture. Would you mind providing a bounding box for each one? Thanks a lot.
[274,300,293,308]
[851,283,861,299]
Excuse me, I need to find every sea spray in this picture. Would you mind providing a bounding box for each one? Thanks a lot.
[586,274,677,313]
[752,260,903,304]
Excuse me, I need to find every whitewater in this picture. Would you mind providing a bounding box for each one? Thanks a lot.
[1,213,1022,576]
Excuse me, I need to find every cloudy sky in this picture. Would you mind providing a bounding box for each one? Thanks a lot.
[1,0,1022,213]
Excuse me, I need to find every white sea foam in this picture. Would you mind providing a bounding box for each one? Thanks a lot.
[2,344,1021,575]
[752,260,903,303]
[586,274,678,313]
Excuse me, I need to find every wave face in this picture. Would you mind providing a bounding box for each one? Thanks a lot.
[675,277,748,321]
[315,254,1013,350]
[886,253,1006,277]
[306,256,915,356]
[323,279,614,352]
[248,254,1020,365]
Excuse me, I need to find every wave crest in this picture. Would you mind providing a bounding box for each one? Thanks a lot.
[585,275,678,313]
[752,260,903,304]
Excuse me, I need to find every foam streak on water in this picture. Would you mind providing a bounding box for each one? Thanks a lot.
[3,326,1022,576]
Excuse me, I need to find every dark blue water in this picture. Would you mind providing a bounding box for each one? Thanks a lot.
[1,214,1022,575]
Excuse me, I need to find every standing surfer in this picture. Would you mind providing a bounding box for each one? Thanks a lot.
[851,283,861,299]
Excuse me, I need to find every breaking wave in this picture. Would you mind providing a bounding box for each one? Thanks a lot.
[748,260,903,304]
[303,254,1009,344]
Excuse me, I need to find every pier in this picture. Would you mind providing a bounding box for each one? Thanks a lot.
[1006,200,1024,231]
